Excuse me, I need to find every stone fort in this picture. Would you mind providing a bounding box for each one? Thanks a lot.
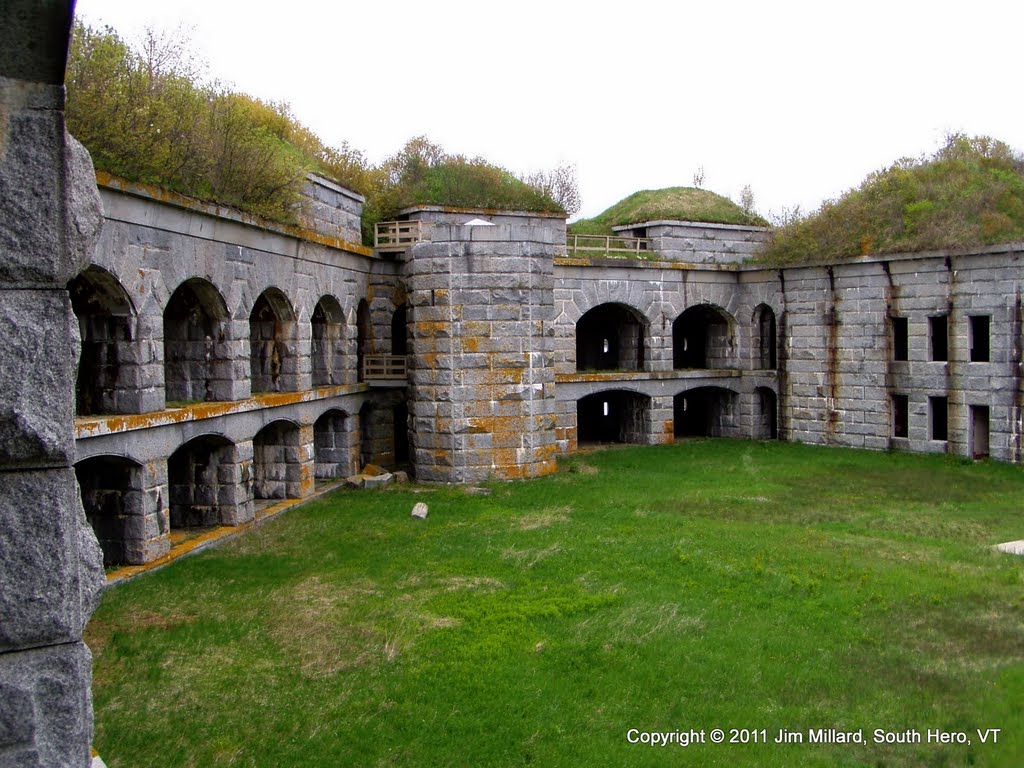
[1,5,1022,765]
[70,171,1023,567]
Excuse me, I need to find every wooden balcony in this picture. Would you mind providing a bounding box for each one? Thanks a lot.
[566,233,653,258]
[362,354,407,386]
[375,220,430,253]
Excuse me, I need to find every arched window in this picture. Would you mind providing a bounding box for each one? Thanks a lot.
[753,304,777,370]
[673,387,738,437]
[68,265,137,415]
[168,435,251,527]
[673,305,736,369]
[576,390,651,444]
[250,288,297,393]
[311,296,345,387]
[164,278,231,403]
[576,303,647,372]
[254,420,304,501]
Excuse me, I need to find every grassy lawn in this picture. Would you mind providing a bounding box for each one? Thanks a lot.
[87,440,1024,767]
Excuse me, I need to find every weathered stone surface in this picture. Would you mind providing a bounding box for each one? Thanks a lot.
[0,469,103,651]
[411,502,428,519]
[0,291,77,468]
[0,642,94,768]
[0,92,102,287]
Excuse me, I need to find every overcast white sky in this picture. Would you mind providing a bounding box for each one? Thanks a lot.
[74,0,1024,221]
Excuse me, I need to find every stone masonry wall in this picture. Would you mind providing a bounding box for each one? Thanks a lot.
[614,221,772,264]
[779,247,1024,460]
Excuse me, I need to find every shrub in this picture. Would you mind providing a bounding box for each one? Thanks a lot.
[758,135,1024,264]
[66,22,370,224]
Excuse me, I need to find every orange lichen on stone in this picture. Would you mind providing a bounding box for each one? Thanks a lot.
[75,386,362,438]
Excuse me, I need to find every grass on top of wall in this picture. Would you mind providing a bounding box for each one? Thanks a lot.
[87,440,1024,767]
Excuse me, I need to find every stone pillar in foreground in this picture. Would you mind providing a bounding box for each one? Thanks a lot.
[406,208,563,483]
[0,3,106,765]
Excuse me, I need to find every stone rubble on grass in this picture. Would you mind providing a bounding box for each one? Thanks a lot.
[411,502,429,519]
[344,465,404,489]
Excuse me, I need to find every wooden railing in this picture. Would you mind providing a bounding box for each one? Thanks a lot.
[566,234,653,258]
[362,354,407,383]
[375,220,429,252]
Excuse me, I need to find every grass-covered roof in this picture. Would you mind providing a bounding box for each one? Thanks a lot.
[758,135,1024,265]
[569,186,767,236]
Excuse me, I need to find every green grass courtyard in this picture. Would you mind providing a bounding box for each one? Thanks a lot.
[87,440,1024,767]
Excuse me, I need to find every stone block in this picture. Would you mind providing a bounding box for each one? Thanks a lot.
[0,642,94,768]
[0,291,77,469]
[0,469,103,652]
[0,98,102,287]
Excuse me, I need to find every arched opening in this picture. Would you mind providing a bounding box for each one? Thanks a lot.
[164,278,231,404]
[673,387,738,437]
[311,295,345,387]
[68,265,137,415]
[168,435,250,529]
[250,288,297,393]
[356,298,372,383]
[576,390,651,444]
[253,420,304,502]
[673,305,735,369]
[75,455,149,566]
[392,303,409,356]
[314,409,351,480]
[755,387,778,440]
[753,304,777,370]
[576,303,647,372]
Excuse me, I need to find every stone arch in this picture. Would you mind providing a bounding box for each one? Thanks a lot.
[673,386,739,437]
[314,408,353,479]
[311,294,345,387]
[68,265,138,415]
[168,434,252,528]
[576,303,648,372]
[752,303,778,370]
[75,455,150,566]
[164,277,232,403]
[576,389,652,444]
[253,419,305,501]
[673,304,736,369]
[249,287,298,393]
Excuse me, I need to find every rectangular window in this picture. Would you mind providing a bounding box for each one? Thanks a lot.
[929,396,948,441]
[969,315,990,362]
[892,316,909,361]
[929,315,948,361]
[892,394,909,438]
